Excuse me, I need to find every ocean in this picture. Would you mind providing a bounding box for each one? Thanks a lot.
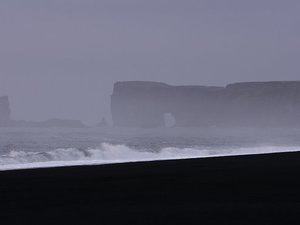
[1,127,300,170]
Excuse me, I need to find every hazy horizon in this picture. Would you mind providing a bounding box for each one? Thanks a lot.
[1,0,299,125]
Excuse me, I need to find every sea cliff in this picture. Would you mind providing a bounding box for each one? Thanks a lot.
[111,81,300,128]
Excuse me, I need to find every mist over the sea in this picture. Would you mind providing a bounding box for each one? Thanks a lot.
[1,0,300,125]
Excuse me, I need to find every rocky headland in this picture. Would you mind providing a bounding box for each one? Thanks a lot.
[111,81,300,128]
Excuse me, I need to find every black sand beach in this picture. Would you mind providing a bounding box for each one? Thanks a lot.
[1,152,300,225]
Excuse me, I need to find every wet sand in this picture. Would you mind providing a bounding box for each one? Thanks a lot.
[1,152,300,224]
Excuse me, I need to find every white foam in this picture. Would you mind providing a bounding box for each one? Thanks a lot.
[0,143,299,171]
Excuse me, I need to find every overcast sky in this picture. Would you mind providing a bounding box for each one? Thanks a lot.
[0,0,299,124]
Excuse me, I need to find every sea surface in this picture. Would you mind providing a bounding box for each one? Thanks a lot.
[1,127,300,170]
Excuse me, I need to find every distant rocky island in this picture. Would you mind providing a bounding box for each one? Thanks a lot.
[0,96,86,128]
[111,81,300,128]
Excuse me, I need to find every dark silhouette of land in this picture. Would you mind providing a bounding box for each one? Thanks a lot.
[0,96,86,128]
[8,118,87,128]
[112,81,300,128]
[1,152,300,224]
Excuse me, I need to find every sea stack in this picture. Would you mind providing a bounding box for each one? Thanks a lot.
[96,117,109,127]
[0,96,11,126]
[111,81,300,128]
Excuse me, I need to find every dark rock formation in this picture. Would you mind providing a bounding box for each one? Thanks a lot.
[111,82,173,127]
[111,81,300,128]
[0,96,11,126]
[96,117,109,127]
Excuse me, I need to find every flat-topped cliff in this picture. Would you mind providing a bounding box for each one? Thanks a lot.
[111,81,300,128]
[0,96,11,125]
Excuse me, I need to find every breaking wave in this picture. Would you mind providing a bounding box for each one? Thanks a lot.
[0,143,299,170]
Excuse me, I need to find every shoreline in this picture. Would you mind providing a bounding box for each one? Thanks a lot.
[1,148,300,171]
[1,151,300,224]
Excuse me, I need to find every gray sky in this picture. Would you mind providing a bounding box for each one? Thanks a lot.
[0,0,299,125]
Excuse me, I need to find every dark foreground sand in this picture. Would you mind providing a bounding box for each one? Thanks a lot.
[1,152,300,225]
